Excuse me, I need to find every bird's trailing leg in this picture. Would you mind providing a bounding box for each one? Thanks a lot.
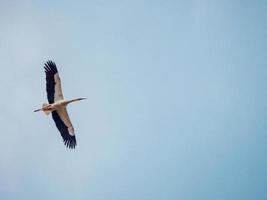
[33,103,52,115]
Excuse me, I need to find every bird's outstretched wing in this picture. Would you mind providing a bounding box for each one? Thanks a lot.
[44,61,64,103]
[52,108,77,149]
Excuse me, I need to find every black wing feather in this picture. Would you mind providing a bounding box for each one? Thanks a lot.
[44,61,58,104]
[52,111,77,149]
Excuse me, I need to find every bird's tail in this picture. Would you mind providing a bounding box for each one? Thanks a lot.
[42,103,52,115]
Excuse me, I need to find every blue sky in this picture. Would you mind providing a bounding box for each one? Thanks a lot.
[0,1,266,199]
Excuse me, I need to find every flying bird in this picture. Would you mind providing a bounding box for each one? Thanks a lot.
[34,61,86,149]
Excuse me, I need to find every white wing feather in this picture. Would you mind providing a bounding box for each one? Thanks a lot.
[54,73,64,102]
[56,107,75,136]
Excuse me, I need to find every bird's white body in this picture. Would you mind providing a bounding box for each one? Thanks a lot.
[42,99,68,113]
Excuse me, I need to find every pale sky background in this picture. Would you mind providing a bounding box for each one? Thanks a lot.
[0,1,266,200]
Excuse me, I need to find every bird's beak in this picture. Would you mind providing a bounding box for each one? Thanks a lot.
[79,98,87,100]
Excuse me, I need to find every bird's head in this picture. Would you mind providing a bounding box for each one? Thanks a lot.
[77,97,87,101]
[67,97,87,104]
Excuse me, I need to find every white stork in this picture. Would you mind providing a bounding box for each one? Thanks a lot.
[34,61,86,149]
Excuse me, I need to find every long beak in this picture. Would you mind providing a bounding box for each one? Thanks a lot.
[79,98,87,100]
